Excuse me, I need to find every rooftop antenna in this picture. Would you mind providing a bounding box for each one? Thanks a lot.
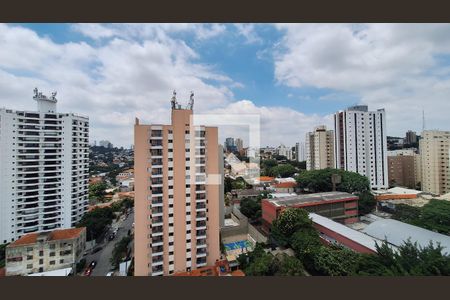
[422,108,426,132]
[188,91,194,110]
[171,90,177,109]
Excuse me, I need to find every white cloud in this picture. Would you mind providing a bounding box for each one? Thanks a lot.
[0,24,236,147]
[234,24,263,44]
[274,23,450,135]
[207,100,332,147]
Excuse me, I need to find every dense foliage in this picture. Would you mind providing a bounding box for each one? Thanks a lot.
[266,164,297,178]
[239,191,269,223]
[111,198,134,214]
[357,191,377,216]
[237,243,305,276]
[76,207,114,241]
[268,207,450,276]
[296,168,370,194]
[392,200,450,235]
[0,243,7,268]
[111,236,133,268]
[89,182,108,201]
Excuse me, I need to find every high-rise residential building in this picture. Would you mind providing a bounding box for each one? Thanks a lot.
[334,105,388,189]
[0,89,89,244]
[420,130,450,195]
[276,144,293,160]
[224,137,235,152]
[134,94,221,276]
[294,142,306,162]
[306,125,335,171]
[235,138,243,153]
[387,150,418,189]
[405,130,418,145]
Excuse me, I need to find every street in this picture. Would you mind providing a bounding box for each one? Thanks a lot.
[84,210,134,276]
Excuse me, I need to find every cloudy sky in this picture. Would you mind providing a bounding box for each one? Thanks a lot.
[1,23,450,148]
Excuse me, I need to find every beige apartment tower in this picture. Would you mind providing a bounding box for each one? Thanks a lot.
[134,93,220,276]
[306,125,335,170]
[420,130,450,195]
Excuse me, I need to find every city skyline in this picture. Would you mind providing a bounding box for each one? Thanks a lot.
[2,24,450,147]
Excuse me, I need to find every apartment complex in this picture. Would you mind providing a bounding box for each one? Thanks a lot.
[405,130,418,145]
[305,125,335,170]
[387,152,416,189]
[134,94,221,276]
[295,142,306,162]
[420,130,450,195]
[5,227,86,276]
[276,144,293,160]
[0,89,89,244]
[334,105,388,189]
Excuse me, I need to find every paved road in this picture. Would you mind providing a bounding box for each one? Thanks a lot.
[85,211,134,276]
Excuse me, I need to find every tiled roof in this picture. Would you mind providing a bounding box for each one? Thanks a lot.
[259,176,275,182]
[273,182,297,188]
[8,227,86,247]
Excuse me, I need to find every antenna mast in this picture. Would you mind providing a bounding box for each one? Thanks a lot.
[422,109,426,132]
[188,91,194,110]
[171,90,177,109]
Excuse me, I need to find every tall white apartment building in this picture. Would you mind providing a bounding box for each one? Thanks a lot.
[419,130,450,195]
[277,144,293,160]
[295,142,306,162]
[334,105,388,189]
[0,89,89,244]
[306,125,335,170]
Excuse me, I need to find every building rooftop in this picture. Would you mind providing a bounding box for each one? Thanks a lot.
[310,213,385,252]
[362,219,450,254]
[266,191,358,207]
[8,227,86,247]
[273,182,297,189]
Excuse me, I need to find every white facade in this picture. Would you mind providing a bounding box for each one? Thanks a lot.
[334,105,388,189]
[0,89,89,244]
[306,125,335,170]
[277,144,293,160]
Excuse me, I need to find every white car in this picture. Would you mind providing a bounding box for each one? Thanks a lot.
[106,272,114,276]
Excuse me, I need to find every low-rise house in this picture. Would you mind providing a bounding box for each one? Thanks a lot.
[5,227,86,276]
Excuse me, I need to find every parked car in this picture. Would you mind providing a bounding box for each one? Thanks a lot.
[84,268,92,276]
[108,233,115,241]
[89,261,97,269]
[92,247,102,253]
[106,272,114,276]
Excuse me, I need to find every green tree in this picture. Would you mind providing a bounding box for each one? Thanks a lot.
[296,168,370,193]
[240,197,261,222]
[291,227,323,266]
[224,176,233,194]
[89,182,108,200]
[0,243,7,268]
[111,236,132,268]
[273,254,305,276]
[76,207,114,241]
[268,164,297,178]
[311,245,359,276]
[270,208,313,247]
[357,191,377,215]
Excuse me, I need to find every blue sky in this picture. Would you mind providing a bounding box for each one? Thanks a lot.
[1,24,450,147]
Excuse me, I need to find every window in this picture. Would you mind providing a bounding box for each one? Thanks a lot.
[39,251,44,256]
[60,259,64,264]
[49,252,55,257]
[49,244,55,249]
[49,261,55,265]
[27,264,33,269]
[39,259,43,265]
[27,255,33,260]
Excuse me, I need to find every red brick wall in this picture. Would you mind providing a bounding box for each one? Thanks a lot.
[313,223,375,254]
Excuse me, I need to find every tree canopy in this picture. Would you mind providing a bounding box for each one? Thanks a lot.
[392,199,450,235]
[296,168,370,194]
[76,207,114,241]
